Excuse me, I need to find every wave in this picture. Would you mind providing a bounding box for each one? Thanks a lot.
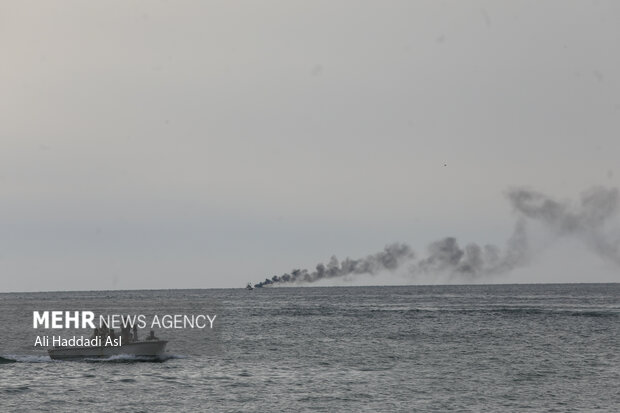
[0,356,17,364]
[83,353,184,363]
[1,355,54,363]
[393,307,619,317]
[568,310,618,318]
[1,353,185,363]
[483,308,619,317]
[2,385,30,394]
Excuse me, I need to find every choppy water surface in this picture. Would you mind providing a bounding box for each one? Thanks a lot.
[1,284,619,412]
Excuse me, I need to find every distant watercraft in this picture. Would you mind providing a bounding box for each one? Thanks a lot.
[48,329,167,360]
[48,339,167,360]
[246,283,254,290]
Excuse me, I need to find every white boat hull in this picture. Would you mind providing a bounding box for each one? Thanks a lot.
[48,340,167,360]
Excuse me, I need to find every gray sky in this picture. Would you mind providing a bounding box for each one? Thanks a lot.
[1,1,619,292]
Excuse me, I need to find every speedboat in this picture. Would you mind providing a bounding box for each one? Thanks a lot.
[48,339,167,360]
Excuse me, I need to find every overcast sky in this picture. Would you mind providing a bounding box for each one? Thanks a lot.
[2,1,619,292]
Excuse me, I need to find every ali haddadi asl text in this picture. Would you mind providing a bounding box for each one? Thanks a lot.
[34,335,122,347]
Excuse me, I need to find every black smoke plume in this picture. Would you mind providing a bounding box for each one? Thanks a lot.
[254,243,415,287]
[254,187,619,287]
[507,186,620,265]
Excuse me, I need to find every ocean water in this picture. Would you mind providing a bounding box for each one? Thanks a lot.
[1,284,619,412]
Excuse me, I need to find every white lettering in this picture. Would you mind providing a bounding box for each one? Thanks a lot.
[121,315,137,328]
[82,311,95,329]
[65,311,79,328]
[33,311,49,328]
[51,311,63,329]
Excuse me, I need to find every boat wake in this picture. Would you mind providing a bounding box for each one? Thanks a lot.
[1,353,186,363]
[1,355,54,363]
[83,353,183,363]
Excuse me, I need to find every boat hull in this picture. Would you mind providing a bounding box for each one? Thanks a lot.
[48,340,167,360]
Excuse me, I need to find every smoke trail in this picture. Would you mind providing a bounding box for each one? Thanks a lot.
[254,243,415,287]
[507,186,620,265]
[254,187,619,287]
[413,216,528,278]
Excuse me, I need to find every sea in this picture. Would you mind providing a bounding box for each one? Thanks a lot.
[1,284,619,412]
